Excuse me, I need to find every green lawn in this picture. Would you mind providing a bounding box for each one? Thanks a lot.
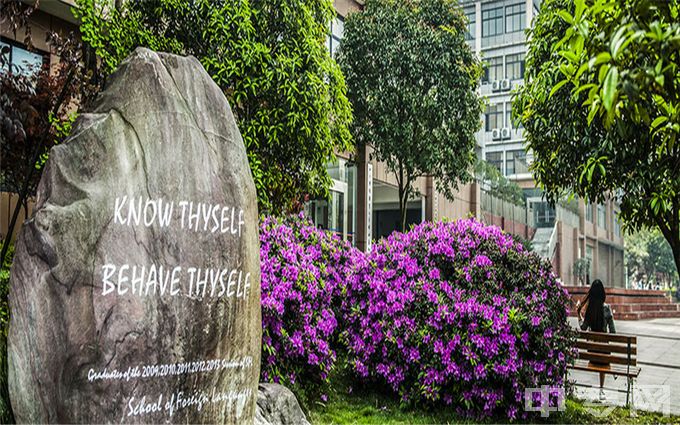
[307,387,679,424]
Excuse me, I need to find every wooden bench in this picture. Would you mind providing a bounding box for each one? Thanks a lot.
[570,330,641,406]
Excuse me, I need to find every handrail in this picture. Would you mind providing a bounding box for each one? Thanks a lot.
[545,222,558,260]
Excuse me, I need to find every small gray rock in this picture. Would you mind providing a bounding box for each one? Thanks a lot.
[255,383,310,425]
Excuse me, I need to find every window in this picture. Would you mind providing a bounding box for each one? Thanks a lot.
[597,204,607,229]
[586,245,594,277]
[485,103,502,131]
[585,203,593,222]
[505,3,526,33]
[614,212,621,236]
[486,152,503,172]
[465,9,476,40]
[506,150,528,175]
[328,16,344,58]
[482,6,503,37]
[483,56,503,82]
[0,38,46,76]
[506,52,525,80]
[504,102,523,129]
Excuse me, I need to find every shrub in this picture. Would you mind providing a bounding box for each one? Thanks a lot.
[259,214,364,401]
[1,244,14,424]
[341,218,575,420]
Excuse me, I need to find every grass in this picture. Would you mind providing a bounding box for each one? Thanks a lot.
[306,384,679,424]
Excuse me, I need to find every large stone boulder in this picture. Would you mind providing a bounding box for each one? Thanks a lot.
[8,48,261,423]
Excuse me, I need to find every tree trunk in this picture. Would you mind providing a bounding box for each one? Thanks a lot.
[655,208,680,284]
[398,184,407,232]
[670,239,680,286]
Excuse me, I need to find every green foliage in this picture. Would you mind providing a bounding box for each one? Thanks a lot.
[0,245,14,424]
[475,159,525,206]
[308,386,680,425]
[338,0,483,230]
[625,228,679,286]
[514,0,680,276]
[75,0,353,214]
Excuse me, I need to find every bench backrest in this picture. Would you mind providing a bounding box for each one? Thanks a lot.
[576,330,637,368]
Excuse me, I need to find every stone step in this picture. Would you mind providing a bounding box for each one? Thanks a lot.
[564,285,680,321]
[609,303,680,313]
[564,286,667,297]
[572,295,673,305]
[605,295,674,305]
[615,310,680,320]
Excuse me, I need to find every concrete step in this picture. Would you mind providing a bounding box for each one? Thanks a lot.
[564,285,680,321]
[609,303,680,313]
[605,295,675,305]
[572,295,674,305]
[615,310,680,320]
[564,286,667,297]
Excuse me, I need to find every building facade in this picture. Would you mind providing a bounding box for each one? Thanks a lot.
[461,0,624,287]
[0,0,625,287]
[320,0,624,287]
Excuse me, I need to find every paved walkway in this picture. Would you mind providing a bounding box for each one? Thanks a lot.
[568,317,680,417]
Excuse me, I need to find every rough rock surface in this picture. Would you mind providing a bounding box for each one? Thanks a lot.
[8,48,261,423]
[255,384,310,425]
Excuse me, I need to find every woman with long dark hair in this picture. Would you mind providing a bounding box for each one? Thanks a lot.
[577,279,616,399]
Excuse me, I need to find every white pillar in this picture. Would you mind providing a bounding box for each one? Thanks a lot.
[366,163,373,251]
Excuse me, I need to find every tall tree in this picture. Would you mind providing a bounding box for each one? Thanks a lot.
[75,0,352,214]
[514,0,680,277]
[338,0,483,231]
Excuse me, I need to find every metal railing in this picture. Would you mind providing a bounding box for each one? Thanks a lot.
[480,190,533,227]
[556,205,580,229]
[546,223,558,260]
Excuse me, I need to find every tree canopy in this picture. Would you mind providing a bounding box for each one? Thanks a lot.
[338,0,483,231]
[514,0,680,275]
[76,0,353,214]
[625,229,679,288]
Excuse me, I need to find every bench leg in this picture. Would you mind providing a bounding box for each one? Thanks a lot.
[628,378,636,416]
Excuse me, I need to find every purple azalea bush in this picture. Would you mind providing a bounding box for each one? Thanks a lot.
[259,214,365,397]
[340,218,576,420]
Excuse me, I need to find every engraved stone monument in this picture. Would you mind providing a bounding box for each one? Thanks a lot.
[8,48,261,423]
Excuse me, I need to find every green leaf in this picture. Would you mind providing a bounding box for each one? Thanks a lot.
[602,66,619,111]
[559,50,579,63]
[610,25,630,60]
[573,83,597,97]
[589,52,611,69]
[651,116,668,129]
[574,0,586,21]
[587,100,599,124]
[655,74,665,87]
[550,79,569,98]
[558,10,574,25]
